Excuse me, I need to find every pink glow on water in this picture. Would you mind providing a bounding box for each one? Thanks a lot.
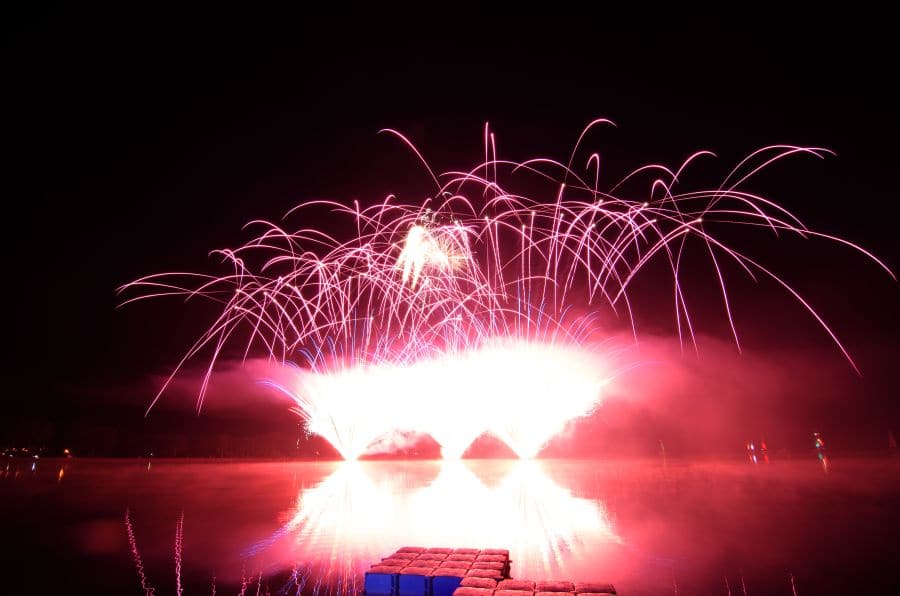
[251,460,621,586]
[14,457,897,594]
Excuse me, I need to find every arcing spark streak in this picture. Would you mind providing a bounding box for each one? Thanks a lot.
[120,120,893,459]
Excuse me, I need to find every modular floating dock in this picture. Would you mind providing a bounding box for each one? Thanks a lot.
[364,547,615,596]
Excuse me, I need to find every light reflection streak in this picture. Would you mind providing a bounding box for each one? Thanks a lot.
[247,460,620,589]
[125,508,156,596]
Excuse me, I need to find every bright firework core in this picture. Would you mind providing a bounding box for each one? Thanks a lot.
[120,121,893,460]
[271,341,612,460]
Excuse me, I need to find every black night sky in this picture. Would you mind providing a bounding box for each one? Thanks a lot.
[4,8,898,456]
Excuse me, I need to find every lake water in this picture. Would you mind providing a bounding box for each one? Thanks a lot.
[1,456,898,594]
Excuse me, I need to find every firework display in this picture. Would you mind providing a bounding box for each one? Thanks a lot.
[120,121,893,459]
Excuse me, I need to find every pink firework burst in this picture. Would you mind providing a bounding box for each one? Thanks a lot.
[119,120,893,460]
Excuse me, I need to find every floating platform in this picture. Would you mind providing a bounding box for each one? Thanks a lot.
[363,547,614,596]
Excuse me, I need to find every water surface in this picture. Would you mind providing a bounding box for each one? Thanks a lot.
[1,456,898,594]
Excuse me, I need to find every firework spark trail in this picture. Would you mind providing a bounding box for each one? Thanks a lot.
[120,121,895,460]
[125,509,156,596]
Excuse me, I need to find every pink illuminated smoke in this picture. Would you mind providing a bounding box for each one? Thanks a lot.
[120,120,893,459]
